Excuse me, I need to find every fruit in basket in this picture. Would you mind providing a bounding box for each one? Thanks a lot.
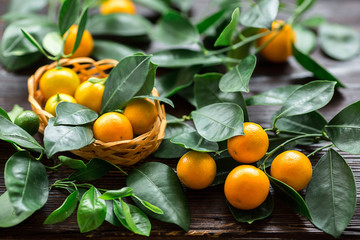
[123,98,157,135]
[224,165,270,210]
[63,25,94,58]
[14,110,40,136]
[227,122,269,163]
[176,151,217,190]
[100,0,136,15]
[257,20,296,63]
[270,150,312,191]
[40,67,80,100]
[75,78,105,113]
[44,93,77,116]
[93,112,133,142]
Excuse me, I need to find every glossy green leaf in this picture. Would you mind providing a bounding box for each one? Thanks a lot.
[105,200,122,227]
[44,190,79,225]
[276,81,336,119]
[292,44,345,87]
[101,54,151,114]
[226,28,259,63]
[72,8,88,55]
[192,103,244,142]
[58,155,87,170]
[112,200,130,230]
[211,151,240,186]
[5,151,49,214]
[20,28,50,58]
[77,186,106,233]
[126,162,190,231]
[214,8,239,47]
[135,60,157,98]
[92,40,139,61]
[7,104,24,122]
[120,200,151,236]
[151,11,199,45]
[170,131,219,152]
[0,191,35,228]
[197,9,226,34]
[219,54,256,93]
[227,194,273,224]
[132,0,170,13]
[68,158,115,181]
[44,118,94,158]
[246,85,301,106]
[42,32,63,57]
[324,101,360,154]
[100,187,133,200]
[0,115,43,152]
[0,107,11,121]
[55,102,98,126]
[88,14,152,37]
[294,25,316,54]
[58,0,80,36]
[133,95,174,108]
[132,196,163,215]
[319,22,360,61]
[240,0,279,29]
[305,149,356,238]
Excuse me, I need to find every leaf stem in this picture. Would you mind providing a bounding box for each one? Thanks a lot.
[307,143,334,158]
[35,150,44,161]
[45,163,63,171]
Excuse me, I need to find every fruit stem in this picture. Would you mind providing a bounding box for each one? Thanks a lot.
[307,143,334,158]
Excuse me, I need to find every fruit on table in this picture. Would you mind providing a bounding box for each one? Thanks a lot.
[100,0,136,15]
[40,67,80,100]
[14,110,40,136]
[75,78,105,113]
[176,151,217,190]
[63,25,94,58]
[44,93,77,116]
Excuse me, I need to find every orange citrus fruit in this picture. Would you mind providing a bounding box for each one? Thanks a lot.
[123,98,158,135]
[224,165,270,210]
[227,122,269,163]
[270,150,313,191]
[63,25,94,58]
[100,0,136,15]
[93,112,133,142]
[44,93,77,116]
[257,20,296,63]
[176,151,217,190]
[74,78,105,113]
[39,67,80,100]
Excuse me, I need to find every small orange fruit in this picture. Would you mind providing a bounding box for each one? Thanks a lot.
[270,150,312,191]
[257,20,296,63]
[40,67,80,100]
[227,122,269,163]
[63,25,94,58]
[224,165,270,210]
[100,0,136,15]
[176,151,217,190]
[44,93,77,116]
[75,78,105,113]
[93,112,133,142]
[123,98,157,135]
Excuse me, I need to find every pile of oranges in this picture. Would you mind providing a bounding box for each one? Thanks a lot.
[176,122,313,211]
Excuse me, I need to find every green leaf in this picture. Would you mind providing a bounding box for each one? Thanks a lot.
[151,49,223,68]
[92,40,139,61]
[77,186,106,233]
[194,73,249,121]
[44,118,94,158]
[99,187,133,200]
[319,22,360,61]
[324,101,360,154]
[7,104,24,122]
[72,8,88,55]
[126,162,190,231]
[301,16,326,27]
[42,32,63,57]
[219,54,256,93]
[267,173,311,219]
[132,196,163,215]
[170,131,219,152]
[7,0,47,14]
[5,151,49,214]
[132,0,170,13]
[68,158,115,182]
[88,14,152,37]
[226,28,259,63]
[192,103,244,142]
[101,54,151,114]
[105,200,122,227]
[54,102,98,126]
[227,194,274,224]
[58,0,80,36]
[246,85,301,106]
[0,191,35,228]
[305,149,356,238]
[58,155,87,169]
[197,9,226,34]
[0,107,11,121]
[20,28,49,58]
[240,0,279,29]
[44,190,79,225]
[214,8,239,47]
[294,25,316,54]
[151,11,199,45]
[0,115,43,152]
[133,95,174,108]
[211,151,240,186]
[171,0,194,13]
[134,61,158,97]
[292,44,345,87]
[276,81,336,119]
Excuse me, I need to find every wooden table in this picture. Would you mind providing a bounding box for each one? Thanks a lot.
[1,0,360,239]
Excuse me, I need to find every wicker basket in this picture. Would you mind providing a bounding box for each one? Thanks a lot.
[28,57,166,166]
